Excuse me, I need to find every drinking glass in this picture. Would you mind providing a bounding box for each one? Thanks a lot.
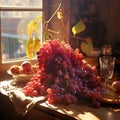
[99,56,115,87]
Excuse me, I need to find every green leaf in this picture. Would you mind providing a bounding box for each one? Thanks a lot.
[45,30,52,40]
[25,37,34,59]
[33,21,39,33]
[34,16,42,33]
[81,38,93,56]
[27,20,35,36]
[72,20,86,35]
[36,16,42,23]
[33,36,41,52]
[27,16,42,36]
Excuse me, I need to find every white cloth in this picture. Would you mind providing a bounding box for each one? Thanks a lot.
[0,80,47,116]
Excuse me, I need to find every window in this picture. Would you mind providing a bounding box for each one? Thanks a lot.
[1,0,43,62]
[0,0,43,73]
[0,0,70,74]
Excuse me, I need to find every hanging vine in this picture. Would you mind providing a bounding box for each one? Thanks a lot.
[25,0,93,59]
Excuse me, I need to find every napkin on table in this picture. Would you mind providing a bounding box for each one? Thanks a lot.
[8,90,47,116]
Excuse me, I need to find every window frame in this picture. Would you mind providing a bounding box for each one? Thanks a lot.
[0,1,44,73]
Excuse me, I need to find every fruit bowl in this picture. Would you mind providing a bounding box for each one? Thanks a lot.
[7,70,36,84]
[7,61,38,84]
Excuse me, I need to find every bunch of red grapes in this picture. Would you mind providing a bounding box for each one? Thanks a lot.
[23,40,102,107]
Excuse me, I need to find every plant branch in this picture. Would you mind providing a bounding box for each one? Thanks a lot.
[46,2,62,23]
[70,36,87,41]
[48,29,59,34]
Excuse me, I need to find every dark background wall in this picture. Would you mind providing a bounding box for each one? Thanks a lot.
[98,0,120,44]
[69,0,120,57]
[44,0,120,56]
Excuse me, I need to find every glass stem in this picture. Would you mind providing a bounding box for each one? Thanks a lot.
[105,78,109,87]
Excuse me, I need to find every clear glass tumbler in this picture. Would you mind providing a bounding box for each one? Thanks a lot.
[99,56,115,87]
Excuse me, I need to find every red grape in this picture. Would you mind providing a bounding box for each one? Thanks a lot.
[23,40,102,107]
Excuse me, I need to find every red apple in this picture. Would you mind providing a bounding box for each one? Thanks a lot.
[21,61,32,72]
[10,65,20,74]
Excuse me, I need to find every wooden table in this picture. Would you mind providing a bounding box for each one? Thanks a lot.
[0,80,120,120]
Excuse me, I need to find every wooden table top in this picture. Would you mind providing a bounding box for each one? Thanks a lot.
[36,98,120,120]
[0,80,120,120]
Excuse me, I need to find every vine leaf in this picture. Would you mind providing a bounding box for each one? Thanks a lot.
[57,9,63,20]
[33,36,41,52]
[72,20,86,35]
[25,2,62,59]
[27,16,42,36]
[45,30,52,40]
[25,37,34,59]
[81,37,93,56]
[26,20,33,36]
[36,16,42,23]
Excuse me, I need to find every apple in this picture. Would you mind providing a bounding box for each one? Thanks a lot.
[112,80,120,92]
[10,65,20,74]
[21,61,32,72]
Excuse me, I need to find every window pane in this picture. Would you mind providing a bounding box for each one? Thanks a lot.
[1,0,42,7]
[1,11,42,62]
